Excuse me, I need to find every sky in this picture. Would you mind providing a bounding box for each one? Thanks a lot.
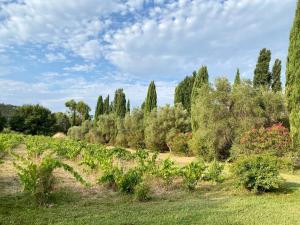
[0,0,297,113]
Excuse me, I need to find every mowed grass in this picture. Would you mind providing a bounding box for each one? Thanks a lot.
[0,146,300,225]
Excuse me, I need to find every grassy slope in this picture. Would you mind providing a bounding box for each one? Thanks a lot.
[0,148,300,225]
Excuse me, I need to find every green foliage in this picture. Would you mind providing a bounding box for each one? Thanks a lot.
[203,160,224,183]
[191,66,209,107]
[95,96,104,121]
[12,151,87,205]
[0,133,24,162]
[134,183,151,201]
[286,0,300,147]
[0,112,6,132]
[65,100,91,126]
[253,48,272,88]
[113,89,127,118]
[117,168,143,194]
[167,130,192,156]
[54,112,70,133]
[103,95,110,114]
[65,99,77,126]
[76,101,91,122]
[271,59,282,92]
[126,100,130,113]
[232,155,282,193]
[9,104,56,135]
[233,69,241,87]
[232,124,292,159]
[0,103,17,119]
[179,161,206,190]
[96,114,117,144]
[144,81,157,115]
[156,158,178,185]
[174,72,196,113]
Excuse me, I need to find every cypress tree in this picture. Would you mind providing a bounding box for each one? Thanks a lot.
[144,81,157,114]
[286,0,300,146]
[253,48,272,88]
[126,99,130,113]
[174,71,196,113]
[271,59,282,92]
[234,69,241,86]
[191,66,209,103]
[103,95,110,114]
[114,89,126,118]
[94,95,103,121]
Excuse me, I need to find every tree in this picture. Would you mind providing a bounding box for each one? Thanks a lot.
[113,89,126,118]
[0,112,6,132]
[144,81,157,115]
[9,104,56,135]
[77,101,91,122]
[191,66,209,103]
[95,96,104,121]
[286,0,300,146]
[103,95,110,114]
[174,71,196,113]
[54,112,70,133]
[234,69,241,86]
[253,48,272,88]
[271,59,282,92]
[65,100,77,126]
[126,99,131,113]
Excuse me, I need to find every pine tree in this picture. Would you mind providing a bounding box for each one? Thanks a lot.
[174,71,196,113]
[103,95,110,114]
[144,81,157,114]
[234,69,241,86]
[94,95,103,121]
[114,89,126,118]
[271,59,282,92]
[286,0,300,146]
[126,99,130,113]
[191,66,209,103]
[253,48,272,88]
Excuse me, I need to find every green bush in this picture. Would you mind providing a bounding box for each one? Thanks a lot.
[156,158,179,185]
[203,160,224,183]
[232,155,283,193]
[180,161,206,190]
[134,183,151,201]
[117,168,143,194]
[167,130,192,156]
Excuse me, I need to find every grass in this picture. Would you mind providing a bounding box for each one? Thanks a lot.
[0,146,300,225]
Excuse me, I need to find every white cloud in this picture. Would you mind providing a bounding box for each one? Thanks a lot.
[105,0,296,80]
[63,64,96,72]
[45,53,66,62]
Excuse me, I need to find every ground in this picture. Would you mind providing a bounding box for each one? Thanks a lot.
[0,146,300,225]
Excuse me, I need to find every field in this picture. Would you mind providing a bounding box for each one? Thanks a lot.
[0,135,300,225]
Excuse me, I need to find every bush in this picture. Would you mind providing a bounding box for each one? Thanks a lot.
[167,130,192,156]
[203,160,224,183]
[232,123,292,158]
[134,183,151,201]
[156,158,179,185]
[180,161,206,190]
[117,168,143,194]
[9,104,56,135]
[0,113,7,132]
[232,155,282,193]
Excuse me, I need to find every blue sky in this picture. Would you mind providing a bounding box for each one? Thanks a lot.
[0,0,297,112]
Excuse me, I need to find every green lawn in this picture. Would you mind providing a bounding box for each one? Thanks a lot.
[1,175,300,225]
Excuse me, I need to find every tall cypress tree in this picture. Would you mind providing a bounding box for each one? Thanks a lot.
[286,0,300,146]
[253,48,272,88]
[174,71,196,113]
[191,65,209,104]
[103,95,110,114]
[126,99,130,113]
[144,81,157,114]
[234,69,241,86]
[271,59,282,92]
[114,89,126,118]
[94,95,103,121]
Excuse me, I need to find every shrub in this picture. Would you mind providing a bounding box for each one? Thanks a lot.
[232,123,292,158]
[156,158,179,185]
[167,130,192,156]
[117,168,143,194]
[180,161,206,190]
[0,113,6,132]
[203,160,224,183]
[13,151,88,205]
[134,183,151,201]
[232,155,282,193]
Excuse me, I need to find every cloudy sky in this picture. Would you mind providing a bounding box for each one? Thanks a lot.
[0,0,297,112]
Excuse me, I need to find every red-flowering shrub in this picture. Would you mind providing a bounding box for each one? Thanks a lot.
[234,123,292,157]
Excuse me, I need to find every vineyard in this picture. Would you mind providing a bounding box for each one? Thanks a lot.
[0,132,300,224]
